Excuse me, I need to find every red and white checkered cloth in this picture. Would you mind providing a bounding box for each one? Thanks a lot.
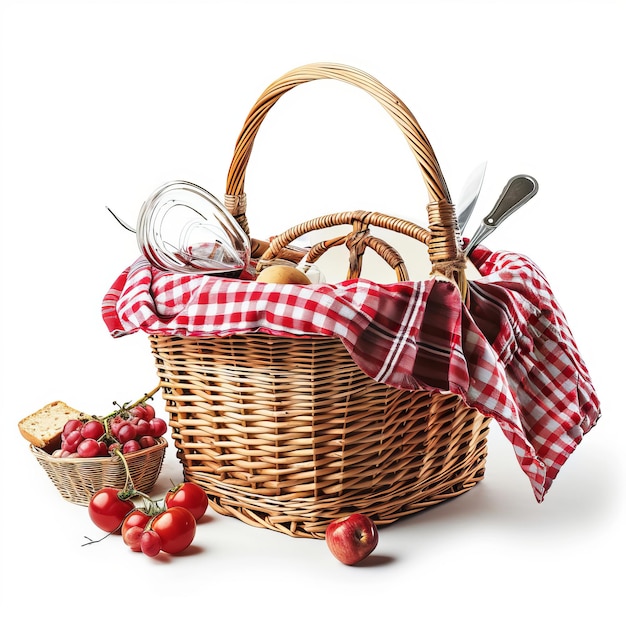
[102,246,600,502]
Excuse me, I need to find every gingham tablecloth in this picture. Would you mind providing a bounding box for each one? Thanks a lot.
[102,246,601,502]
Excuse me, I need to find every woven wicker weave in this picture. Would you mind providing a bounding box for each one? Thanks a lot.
[31,438,167,506]
[150,63,490,538]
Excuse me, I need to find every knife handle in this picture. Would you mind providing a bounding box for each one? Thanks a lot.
[484,175,538,227]
[464,174,538,255]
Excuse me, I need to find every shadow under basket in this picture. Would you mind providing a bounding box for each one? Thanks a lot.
[31,438,167,506]
[150,333,490,539]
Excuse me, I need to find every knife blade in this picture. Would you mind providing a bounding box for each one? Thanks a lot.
[456,161,487,234]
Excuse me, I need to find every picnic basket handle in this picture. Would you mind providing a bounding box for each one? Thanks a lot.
[258,209,428,282]
[224,62,466,291]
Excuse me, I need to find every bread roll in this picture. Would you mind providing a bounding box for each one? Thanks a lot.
[18,400,88,450]
[256,265,311,284]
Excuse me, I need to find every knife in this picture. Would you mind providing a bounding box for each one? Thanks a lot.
[456,161,487,234]
[464,174,538,255]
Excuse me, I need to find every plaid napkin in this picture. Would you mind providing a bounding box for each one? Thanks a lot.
[102,246,600,502]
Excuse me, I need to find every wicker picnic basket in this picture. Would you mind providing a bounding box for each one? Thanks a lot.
[31,438,167,506]
[149,63,490,538]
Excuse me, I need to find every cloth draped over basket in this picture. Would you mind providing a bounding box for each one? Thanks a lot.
[102,243,600,503]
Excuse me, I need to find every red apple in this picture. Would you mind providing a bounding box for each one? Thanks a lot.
[325,513,379,565]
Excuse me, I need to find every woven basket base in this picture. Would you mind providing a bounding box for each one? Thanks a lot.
[190,445,488,538]
[151,333,490,539]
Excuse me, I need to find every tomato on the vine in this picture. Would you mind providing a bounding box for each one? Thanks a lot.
[88,487,135,533]
[121,508,151,551]
[165,482,209,521]
[151,507,196,554]
[141,529,162,557]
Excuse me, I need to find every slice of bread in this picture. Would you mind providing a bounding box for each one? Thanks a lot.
[18,401,89,450]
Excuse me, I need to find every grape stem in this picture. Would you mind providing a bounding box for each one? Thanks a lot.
[105,383,162,419]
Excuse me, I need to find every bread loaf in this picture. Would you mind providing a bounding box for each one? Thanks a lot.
[18,400,89,450]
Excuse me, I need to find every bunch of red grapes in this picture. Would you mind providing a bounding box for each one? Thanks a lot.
[52,403,168,459]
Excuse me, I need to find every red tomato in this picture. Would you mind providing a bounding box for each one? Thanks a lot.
[140,529,162,557]
[122,509,151,552]
[165,482,209,521]
[123,526,144,552]
[88,488,135,533]
[151,507,196,554]
[142,404,156,420]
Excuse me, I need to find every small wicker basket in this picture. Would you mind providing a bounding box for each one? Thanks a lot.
[30,438,167,506]
[150,63,490,538]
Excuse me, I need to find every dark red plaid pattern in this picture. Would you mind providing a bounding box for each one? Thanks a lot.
[102,246,600,501]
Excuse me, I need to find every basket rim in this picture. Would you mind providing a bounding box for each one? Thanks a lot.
[29,436,167,464]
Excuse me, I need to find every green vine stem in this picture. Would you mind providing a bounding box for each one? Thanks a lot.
[112,447,158,505]
[93,383,162,439]
[104,383,162,420]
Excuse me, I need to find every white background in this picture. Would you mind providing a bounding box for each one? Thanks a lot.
[1,0,624,624]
